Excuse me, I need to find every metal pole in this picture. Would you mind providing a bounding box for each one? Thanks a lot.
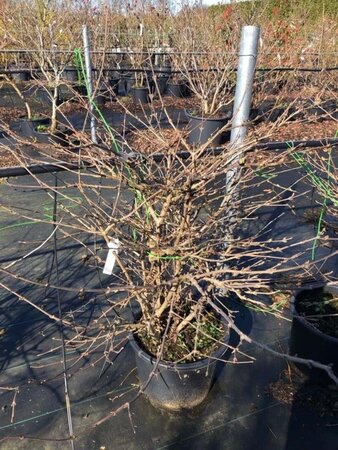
[82,25,97,144]
[224,26,260,234]
[230,26,260,146]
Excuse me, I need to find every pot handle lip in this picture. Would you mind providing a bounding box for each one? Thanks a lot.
[291,283,338,308]
[325,283,338,295]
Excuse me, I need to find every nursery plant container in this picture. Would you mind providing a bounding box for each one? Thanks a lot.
[122,72,134,95]
[34,127,73,147]
[152,75,169,95]
[289,285,338,384]
[10,69,30,82]
[62,66,78,83]
[17,117,51,138]
[131,87,149,104]
[125,76,135,96]
[75,84,88,96]
[16,118,72,146]
[257,103,284,123]
[186,111,228,147]
[95,88,108,107]
[36,89,62,107]
[167,82,186,98]
[108,77,119,96]
[129,321,228,411]
[306,100,337,121]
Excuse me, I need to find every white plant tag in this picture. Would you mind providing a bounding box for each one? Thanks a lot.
[103,239,120,275]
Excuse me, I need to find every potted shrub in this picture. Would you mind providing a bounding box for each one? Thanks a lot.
[288,147,338,384]
[6,77,72,147]
[182,53,235,147]
[3,0,76,140]
[129,54,150,104]
[79,136,243,410]
[167,53,187,98]
[127,23,151,104]
[289,285,338,384]
[46,110,324,411]
[0,74,61,142]
[150,55,171,97]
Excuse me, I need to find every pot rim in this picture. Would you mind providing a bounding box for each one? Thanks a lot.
[291,284,338,344]
[185,109,228,122]
[131,86,149,91]
[16,117,50,123]
[129,317,229,371]
[167,80,185,86]
[35,127,71,136]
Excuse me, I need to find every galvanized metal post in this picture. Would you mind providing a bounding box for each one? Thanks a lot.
[223,25,260,240]
[82,25,97,144]
[230,26,260,146]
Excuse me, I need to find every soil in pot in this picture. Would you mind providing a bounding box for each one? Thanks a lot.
[129,312,228,411]
[296,289,338,338]
[289,286,338,384]
[186,110,229,147]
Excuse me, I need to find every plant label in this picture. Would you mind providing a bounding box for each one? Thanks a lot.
[103,239,120,275]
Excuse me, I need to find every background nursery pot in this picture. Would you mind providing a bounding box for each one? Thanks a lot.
[186,111,228,147]
[289,285,338,384]
[62,66,78,83]
[129,319,229,411]
[167,81,186,98]
[151,74,169,96]
[17,117,51,138]
[34,127,73,147]
[131,86,149,104]
[10,68,30,82]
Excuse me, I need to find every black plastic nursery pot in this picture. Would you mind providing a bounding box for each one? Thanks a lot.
[289,285,338,384]
[34,128,73,147]
[129,323,228,411]
[74,84,88,96]
[122,73,135,95]
[10,69,30,82]
[17,117,51,138]
[108,77,119,96]
[131,86,149,104]
[62,66,78,83]
[186,111,229,147]
[36,89,62,107]
[16,118,72,146]
[95,89,108,107]
[151,75,169,96]
[167,82,186,98]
